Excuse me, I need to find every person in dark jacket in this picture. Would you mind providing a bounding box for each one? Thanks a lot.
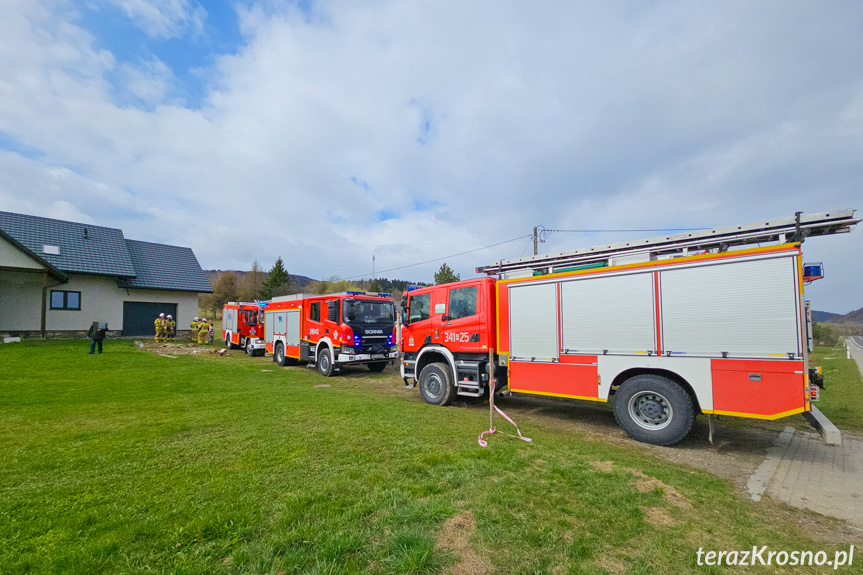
[88,322,108,354]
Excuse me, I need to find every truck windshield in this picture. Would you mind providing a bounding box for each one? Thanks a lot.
[344,299,394,324]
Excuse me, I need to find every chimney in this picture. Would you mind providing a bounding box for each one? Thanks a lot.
[84,228,89,239]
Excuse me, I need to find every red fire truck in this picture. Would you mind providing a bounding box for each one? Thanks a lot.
[222,301,267,356]
[400,210,858,445]
[264,291,398,376]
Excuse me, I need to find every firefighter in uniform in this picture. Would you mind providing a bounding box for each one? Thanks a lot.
[165,314,176,341]
[198,317,208,344]
[190,316,199,341]
[154,313,165,342]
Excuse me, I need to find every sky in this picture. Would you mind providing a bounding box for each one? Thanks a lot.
[0,1,861,313]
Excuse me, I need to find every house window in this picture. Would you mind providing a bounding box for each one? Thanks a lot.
[50,290,81,310]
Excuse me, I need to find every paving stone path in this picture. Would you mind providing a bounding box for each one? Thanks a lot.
[747,338,863,527]
[749,427,863,527]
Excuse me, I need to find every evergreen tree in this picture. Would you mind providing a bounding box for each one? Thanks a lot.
[259,257,291,299]
[434,263,460,285]
[369,278,381,292]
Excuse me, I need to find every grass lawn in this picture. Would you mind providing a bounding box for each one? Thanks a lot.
[810,343,863,433]
[0,339,859,574]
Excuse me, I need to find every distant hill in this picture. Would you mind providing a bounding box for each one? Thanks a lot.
[835,306,863,324]
[205,270,315,291]
[812,310,843,323]
[203,271,428,295]
[813,306,863,328]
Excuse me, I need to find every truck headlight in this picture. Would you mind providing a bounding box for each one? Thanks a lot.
[342,346,355,354]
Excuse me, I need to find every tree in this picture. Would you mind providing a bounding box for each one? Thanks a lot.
[812,322,839,346]
[238,260,265,302]
[202,271,238,316]
[369,278,381,292]
[259,257,291,299]
[434,263,460,285]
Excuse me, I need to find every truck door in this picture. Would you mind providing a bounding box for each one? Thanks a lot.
[404,291,433,352]
[306,300,324,344]
[441,283,483,353]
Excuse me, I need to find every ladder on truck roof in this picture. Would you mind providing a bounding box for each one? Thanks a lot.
[476,209,859,277]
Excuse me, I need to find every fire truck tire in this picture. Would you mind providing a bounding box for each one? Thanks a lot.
[419,362,455,406]
[275,342,287,367]
[613,375,694,446]
[245,338,254,355]
[367,362,387,372]
[317,347,335,377]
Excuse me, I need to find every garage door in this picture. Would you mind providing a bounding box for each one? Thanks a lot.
[123,302,177,336]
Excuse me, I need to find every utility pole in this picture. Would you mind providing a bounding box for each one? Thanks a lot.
[533,227,538,256]
[372,255,376,280]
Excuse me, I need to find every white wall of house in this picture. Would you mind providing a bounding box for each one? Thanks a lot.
[44,274,200,332]
[0,236,45,270]
[0,270,47,331]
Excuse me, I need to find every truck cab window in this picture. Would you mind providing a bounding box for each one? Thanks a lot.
[327,300,340,322]
[310,302,320,322]
[408,293,431,324]
[448,286,477,320]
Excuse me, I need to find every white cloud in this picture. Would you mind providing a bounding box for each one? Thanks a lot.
[104,0,206,39]
[0,0,861,312]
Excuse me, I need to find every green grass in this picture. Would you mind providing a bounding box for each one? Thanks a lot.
[810,343,863,433]
[0,339,859,574]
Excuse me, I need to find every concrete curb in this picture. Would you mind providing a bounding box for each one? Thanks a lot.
[803,406,842,445]
[748,426,795,502]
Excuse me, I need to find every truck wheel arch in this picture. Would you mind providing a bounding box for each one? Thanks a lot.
[610,368,701,413]
[315,338,334,361]
[415,345,457,383]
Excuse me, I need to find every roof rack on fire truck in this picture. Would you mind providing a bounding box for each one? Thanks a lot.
[269,291,393,303]
[477,209,859,278]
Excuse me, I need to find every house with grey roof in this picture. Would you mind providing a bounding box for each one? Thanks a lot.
[0,211,212,337]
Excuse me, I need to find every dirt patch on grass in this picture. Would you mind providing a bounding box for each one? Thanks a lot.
[437,511,494,575]
[588,460,614,472]
[139,341,231,357]
[588,460,692,509]
[641,505,682,527]
[626,468,693,509]
[592,555,626,574]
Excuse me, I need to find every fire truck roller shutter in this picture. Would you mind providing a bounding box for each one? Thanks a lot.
[224,307,238,332]
[264,311,277,341]
[660,255,801,358]
[560,271,655,355]
[509,282,559,361]
[285,311,301,346]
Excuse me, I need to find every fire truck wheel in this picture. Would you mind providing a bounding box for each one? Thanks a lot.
[367,362,387,373]
[317,347,335,377]
[419,362,455,406]
[245,339,254,355]
[613,375,695,446]
[275,342,287,367]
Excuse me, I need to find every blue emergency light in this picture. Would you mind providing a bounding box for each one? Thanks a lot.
[803,262,824,282]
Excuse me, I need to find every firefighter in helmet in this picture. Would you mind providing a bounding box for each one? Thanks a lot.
[190,316,199,340]
[154,313,166,342]
[165,314,176,341]
[198,317,208,344]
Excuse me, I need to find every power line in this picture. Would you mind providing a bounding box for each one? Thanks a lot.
[336,234,531,281]
[518,235,534,257]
